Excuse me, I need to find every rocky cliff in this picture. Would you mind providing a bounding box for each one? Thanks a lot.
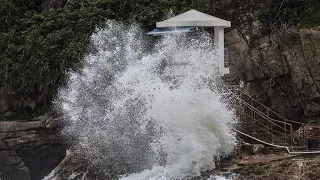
[206,0,320,122]
[226,27,320,121]
[0,115,66,180]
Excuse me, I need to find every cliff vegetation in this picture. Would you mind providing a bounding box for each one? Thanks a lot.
[0,0,202,116]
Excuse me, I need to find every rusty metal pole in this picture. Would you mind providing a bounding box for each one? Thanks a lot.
[303,125,307,148]
[267,110,270,133]
[290,124,293,146]
[306,125,309,148]
[285,120,287,144]
[242,107,245,122]
[240,92,243,119]
[253,118,257,134]
[267,117,271,134]
[238,97,241,120]
[252,108,257,134]
[271,123,274,144]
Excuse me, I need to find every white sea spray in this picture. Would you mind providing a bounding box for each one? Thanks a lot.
[54,20,238,179]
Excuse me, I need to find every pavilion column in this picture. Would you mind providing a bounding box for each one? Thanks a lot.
[154,9,231,76]
[214,26,229,75]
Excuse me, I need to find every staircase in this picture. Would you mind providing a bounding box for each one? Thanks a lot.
[226,87,320,152]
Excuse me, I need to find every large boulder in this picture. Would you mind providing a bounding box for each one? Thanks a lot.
[43,149,114,180]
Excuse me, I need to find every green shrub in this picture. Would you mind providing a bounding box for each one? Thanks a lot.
[0,0,195,115]
[262,0,320,28]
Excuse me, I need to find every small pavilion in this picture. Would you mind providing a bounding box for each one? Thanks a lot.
[149,9,231,76]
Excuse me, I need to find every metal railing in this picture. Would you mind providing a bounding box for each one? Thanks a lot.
[234,90,320,149]
[236,129,320,154]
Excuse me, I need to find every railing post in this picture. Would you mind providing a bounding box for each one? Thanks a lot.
[239,92,242,121]
[267,117,271,134]
[303,125,306,148]
[253,121,257,134]
[290,124,293,146]
[238,91,241,116]
[305,125,309,148]
[242,107,245,121]
[271,123,274,144]
[284,120,287,144]
[266,110,270,133]
[253,111,257,134]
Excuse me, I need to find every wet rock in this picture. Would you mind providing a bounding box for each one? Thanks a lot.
[0,111,16,118]
[0,90,10,115]
[0,115,66,180]
[0,141,8,150]
[44,149,114,180]
[241,143,266,155]
[0,149,31,180]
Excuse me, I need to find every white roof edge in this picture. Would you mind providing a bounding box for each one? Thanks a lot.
[156,21,231,28]
[156,9,231,28]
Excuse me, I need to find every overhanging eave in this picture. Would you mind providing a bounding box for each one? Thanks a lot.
[156,20,231,28]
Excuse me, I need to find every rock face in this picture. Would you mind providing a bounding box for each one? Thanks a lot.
[206,0,320,121]
[0,88,11,115]
[226,27,320,121]
[205,0,320,121]
[0,115,66,180]
[43,150,113,180]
